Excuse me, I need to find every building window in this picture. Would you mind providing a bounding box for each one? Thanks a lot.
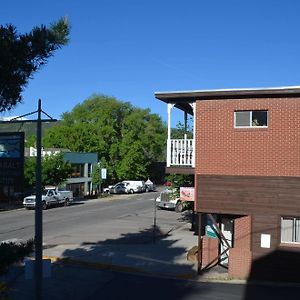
[234,110,268,128]
[69,164,84,178]
[281,217,300,244]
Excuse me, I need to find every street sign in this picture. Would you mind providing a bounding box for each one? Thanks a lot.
[101,168,107,179]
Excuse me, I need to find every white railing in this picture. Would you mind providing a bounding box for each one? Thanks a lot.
[167,139,194,167]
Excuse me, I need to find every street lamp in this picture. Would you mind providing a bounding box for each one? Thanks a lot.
[1,99,56,300]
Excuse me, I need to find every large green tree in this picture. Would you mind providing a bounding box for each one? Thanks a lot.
[43,95,166,182]
[0,18,70,111]
[24,153,72,189]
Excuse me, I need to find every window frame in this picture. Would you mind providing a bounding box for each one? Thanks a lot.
[281,216,300,245]
[234,110,268,128]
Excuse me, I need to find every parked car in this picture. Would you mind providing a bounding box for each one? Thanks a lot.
[122,181,146,193]
[103,182,126,194]
[23,186,73,210]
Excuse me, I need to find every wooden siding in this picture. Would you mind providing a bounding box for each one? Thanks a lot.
[197,175,300,216]
[165,166,195,175]
[251,214,280,258]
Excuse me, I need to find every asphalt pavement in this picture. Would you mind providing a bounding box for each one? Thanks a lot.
[5,216,201,299]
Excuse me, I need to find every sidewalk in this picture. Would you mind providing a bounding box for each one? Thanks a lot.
[42,221,199,279]
[5,219,201,299]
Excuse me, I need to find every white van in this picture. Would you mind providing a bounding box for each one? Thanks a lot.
[122,181,145,193]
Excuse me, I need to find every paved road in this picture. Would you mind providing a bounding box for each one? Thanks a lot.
[3,192,300,299]
[0,190,188,246]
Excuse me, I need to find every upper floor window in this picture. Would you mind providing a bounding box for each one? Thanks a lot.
[281,217,300,244]
[234,110,268,128]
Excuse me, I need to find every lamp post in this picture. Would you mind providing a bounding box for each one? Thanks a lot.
[35,99,43,300]
[1,99,57,300]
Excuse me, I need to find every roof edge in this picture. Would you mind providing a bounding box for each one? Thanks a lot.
[155,85,300,102]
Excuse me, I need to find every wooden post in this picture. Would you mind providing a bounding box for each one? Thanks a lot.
[197,212,202,273]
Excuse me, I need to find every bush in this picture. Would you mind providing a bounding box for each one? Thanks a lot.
[0,239,34,275]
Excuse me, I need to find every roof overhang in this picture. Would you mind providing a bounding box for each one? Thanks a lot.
[155,86,300,114]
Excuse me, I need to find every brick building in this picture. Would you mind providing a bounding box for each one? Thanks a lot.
[155,86,300,283]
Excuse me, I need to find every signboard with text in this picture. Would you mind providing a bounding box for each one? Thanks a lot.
[180,187,195,202]
[101,168,107,180]
[0,132,24,193]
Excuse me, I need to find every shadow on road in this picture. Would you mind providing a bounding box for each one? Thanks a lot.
[59,225,211,299]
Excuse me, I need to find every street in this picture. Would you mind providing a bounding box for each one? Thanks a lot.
[0,190,183,246]
[2,191,300,299]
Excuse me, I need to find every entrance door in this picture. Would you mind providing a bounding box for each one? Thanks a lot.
[220,218,233,267]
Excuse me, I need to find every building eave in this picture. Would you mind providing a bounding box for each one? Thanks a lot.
[155,85,300,103]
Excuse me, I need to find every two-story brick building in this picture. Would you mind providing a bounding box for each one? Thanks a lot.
[155,86,300,283]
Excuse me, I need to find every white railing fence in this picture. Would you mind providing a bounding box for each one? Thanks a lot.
[167,139,194,167]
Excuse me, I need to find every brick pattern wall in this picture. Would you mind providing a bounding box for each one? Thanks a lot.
[194,97,300,280]
[234,215,252,250]
[195,98,300,177]
[229,216,252,279]
[201,236,219,268]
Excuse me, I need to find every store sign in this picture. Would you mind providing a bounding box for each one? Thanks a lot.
[0,132,24,187]
[180,187,195,201]
[101,168,107,180]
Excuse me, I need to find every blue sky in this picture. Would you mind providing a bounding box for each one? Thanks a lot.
[1,0,300,125]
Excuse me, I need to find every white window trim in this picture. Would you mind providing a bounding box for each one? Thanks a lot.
[281,217,300,245]
[234,111,268,128]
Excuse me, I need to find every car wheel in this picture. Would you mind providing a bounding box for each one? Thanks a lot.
[175,201,183,213]
[64,198,70,206]
[130,189,134,194]
[42,201,47,210]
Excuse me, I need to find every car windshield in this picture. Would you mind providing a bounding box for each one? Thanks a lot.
[42,190,49,196]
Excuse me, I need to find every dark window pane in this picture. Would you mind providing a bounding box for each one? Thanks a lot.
[252,111,268,126]
[235,111,250,126]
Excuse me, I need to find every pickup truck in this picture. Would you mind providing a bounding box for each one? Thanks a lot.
[23,187,73,210]
[155,188,184,213]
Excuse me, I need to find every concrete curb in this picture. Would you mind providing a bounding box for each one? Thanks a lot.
[43,255,197,280]
[43,255,300,288]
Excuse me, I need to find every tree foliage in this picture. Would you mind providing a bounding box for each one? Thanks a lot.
[171,116,193,139]
[0,17,70,112]
[24,153,72,189]
[43,95,167,182]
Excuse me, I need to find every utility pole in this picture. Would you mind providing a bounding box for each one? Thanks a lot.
[35,99,43,300]
[0,100,57,300]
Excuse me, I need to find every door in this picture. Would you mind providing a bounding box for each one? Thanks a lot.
[220,218,233,267]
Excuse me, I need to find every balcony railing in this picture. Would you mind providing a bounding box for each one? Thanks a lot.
[167,139,194,167]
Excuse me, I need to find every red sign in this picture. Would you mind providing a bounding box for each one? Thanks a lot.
[180,187,195,202]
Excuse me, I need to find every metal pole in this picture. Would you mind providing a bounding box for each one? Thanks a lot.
[198,212,202,274]
[153,195,157,244]
[35,99,43,300]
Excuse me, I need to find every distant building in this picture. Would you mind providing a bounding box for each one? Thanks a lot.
[63,152,98,197]
[26,147,98,196]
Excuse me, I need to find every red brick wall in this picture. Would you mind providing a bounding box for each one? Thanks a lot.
[201,236,219,268]
[229,248,252,279]
[229,216,252,279]
[195,98,300,176]
[234,215,252,250]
